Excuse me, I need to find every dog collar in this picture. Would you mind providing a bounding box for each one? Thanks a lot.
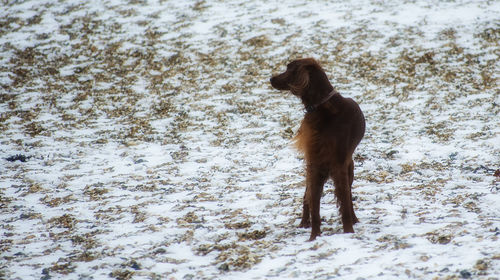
[305,89,337,113]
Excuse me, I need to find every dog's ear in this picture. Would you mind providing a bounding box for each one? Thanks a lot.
[307,64,331,94]
[289,65,310,96]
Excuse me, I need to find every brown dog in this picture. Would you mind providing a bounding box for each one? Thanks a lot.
[270,58,365,241]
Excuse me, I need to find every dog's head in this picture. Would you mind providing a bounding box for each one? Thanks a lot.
[270,58,330,98]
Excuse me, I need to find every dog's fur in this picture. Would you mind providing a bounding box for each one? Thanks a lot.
[270,58,365,241]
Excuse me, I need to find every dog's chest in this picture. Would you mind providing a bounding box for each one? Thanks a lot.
[293,119,318,154]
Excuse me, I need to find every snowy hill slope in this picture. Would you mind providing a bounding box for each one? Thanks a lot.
[1,0,499,279]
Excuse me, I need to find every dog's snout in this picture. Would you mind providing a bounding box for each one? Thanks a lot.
[270,76,278,88]
[270,75,289,91]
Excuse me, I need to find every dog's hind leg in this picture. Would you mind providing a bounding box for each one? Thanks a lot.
[333,163,355,233]
[348,159,359,224]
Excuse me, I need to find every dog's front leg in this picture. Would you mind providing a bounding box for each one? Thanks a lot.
[298,187,311,228]
[306,165,328,241]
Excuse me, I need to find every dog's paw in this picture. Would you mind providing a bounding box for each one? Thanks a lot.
[298,220,311,228]
[352,216,359,224]
[308,231,321,241]
[343,226,355,233]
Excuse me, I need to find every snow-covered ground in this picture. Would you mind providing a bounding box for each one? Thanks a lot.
[1,0,499,279]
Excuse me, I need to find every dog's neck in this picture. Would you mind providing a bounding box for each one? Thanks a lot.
[305,89,337,113]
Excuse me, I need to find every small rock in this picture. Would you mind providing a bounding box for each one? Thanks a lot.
[437,235,452,244]
[153,248,167,254]
[459,270,471,279]
[475,259,488,271]
[449,152,458,160]
[41,268,51,280]
[129,260,141,270]
[385,150,398,159]
[41,268,50,275]
[218,263,229,271]
[6,154,30,162]
[20,213,33,219]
